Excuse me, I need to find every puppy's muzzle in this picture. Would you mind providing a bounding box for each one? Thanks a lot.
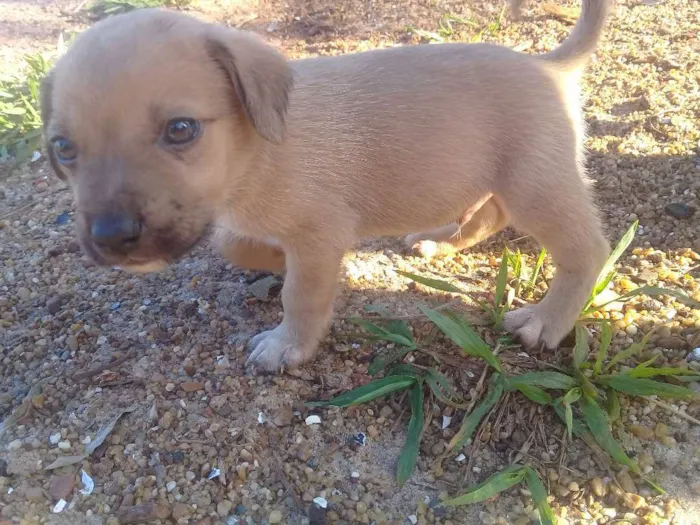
[89,212,142,256]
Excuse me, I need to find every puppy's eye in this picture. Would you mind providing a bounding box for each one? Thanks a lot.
[51,137,78,164]
[164,118,200,145]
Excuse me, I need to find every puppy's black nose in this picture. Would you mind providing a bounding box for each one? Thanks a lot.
[90,213,142,253]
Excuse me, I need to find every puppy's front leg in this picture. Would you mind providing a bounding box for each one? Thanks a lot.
[245,241,345,372]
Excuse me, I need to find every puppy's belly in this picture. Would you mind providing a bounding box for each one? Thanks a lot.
[355,197,483,239]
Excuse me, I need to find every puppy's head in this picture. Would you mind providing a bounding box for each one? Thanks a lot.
[41,9,293,272]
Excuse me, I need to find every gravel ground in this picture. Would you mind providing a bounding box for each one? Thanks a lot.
[1,0,700,524]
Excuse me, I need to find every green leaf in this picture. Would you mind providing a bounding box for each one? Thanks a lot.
[553,403,588,439]
[506,379,552,405]
[564,402,574,440]
[440,465,527,507]
[558,388,581,440]
[448,373,504,452]
[563,388,582,405]
[396,384,424,487]
[494,249,509,308]
[672,375,700,383]
[350,318,415,348]
[524,467,556,525]
[387,363,423,377]
[425,369,466,408]
[593,321,612,376]
[595,221,638,289]
[529,248,547,288]
[573,322,590,369]
[419,306,502,371]
[508,371,577,390]
[368,346,415,376]
[589,286,700,314]
[627,366,696,379]
[305,375,417,408]
[599,375,699,400]
[606,389,620,422]
[396,270,466,295]
[579,395,639,473]
[604,328,656,372]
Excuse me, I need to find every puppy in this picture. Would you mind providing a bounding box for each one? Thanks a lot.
[41,0,611,372]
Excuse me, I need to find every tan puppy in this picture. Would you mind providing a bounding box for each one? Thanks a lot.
[41,0,611,372]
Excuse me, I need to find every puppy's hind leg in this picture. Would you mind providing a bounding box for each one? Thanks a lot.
[405,196,508,258]
[501,161,609,349]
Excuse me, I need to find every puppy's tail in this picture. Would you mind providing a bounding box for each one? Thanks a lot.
[510,0,611,72]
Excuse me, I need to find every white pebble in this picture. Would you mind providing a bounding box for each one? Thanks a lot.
[351,471,360,479]
[441,415,452,430]
[57,441,71,450]
[305,415,322,426]
[407,515,418,525]
[52,499,67,513]
[455,454,466,462]
[49,432,62,445]
[81,436,92,445]
[7,440,22,451]
[313,497,328,509]
[473,466,482,473]
[166,481,177,492]
[80,470,94,495]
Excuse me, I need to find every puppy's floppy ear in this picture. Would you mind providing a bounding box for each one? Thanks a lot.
[206,28,294,144]
[39,71,67,181]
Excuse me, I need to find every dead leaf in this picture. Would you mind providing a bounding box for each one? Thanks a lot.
[45,406,138,470]
[84,406,137,455]
[45,455,87,471]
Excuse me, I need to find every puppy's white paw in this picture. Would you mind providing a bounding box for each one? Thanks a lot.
[404,236,439,259]
[245,326,316,373]
[503,305,573,350]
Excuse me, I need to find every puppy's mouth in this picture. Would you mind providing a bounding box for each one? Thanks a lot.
[79,223,211,272]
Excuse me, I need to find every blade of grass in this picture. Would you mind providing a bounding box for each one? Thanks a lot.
[524,467,556,525]
[606,389,620,422]
[573,322,590,369]
[587,286,700,315]
[593,320,612,376]
[448,373,505,452]
[561,388,582,440]
[604,327,657,372]
[425,369,467,408]
[529,248,547,288]
[350,318,415,348]
[627,366,696,379]
[579,395,639,474]
[440,465,527,507]
[396,270,466,295]
[368,346,415,376]
[419,305,502,371]
[494,249,509,309]
[396,384,424,487]
[506,379,552,405]
[508,371,577,390]
[598,375,699,400]
[595,221,638,288]
[305,375,417,408]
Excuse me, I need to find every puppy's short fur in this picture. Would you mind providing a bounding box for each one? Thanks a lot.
[42,0,611,371]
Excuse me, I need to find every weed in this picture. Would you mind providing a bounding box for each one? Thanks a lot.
[408,7,505,44]
[307,221,698,512]
[0,33,80,168]
[87,0,191,19]
[0,53,52,165]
